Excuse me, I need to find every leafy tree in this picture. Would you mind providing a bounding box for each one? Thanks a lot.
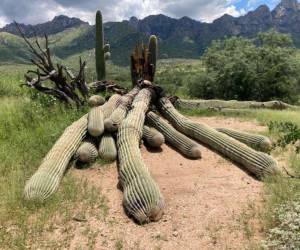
[189,31,300,103]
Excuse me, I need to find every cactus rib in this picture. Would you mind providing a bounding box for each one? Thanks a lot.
[117,88,164,223]
[88,94,121,137]
[24,115,88,201]
[99,133,117,161]
[216,128,272,152]
[147,112,201,158]
[142,125,165,148]
[104,87,140,132]
[158,97,280,178]
[75,141,98,163]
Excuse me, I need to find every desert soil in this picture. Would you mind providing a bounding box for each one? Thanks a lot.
[70,116,266,250]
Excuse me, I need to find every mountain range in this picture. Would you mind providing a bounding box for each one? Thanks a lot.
[0,0,300,65]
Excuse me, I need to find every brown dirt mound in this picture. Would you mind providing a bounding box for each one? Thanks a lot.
[70,116,265,250]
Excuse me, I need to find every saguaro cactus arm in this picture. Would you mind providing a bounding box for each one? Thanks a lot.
[147,112,201,158]
[75,141,98,163]
[117,88,164,223]
[87,94,121,137]
[216,128,272,152]
[158,97,280,178]
[24,115,88,201]
[98,133,117,161]
[142,125,165,148]
[104,87,140,132]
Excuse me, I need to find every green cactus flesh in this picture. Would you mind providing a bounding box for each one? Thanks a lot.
[88,95,106,107]
[158,98,280,178]
[104,87,140,132]
[88,94,121,137]
[147,112,201,158]
[216,128,272,152]
[98,133,117,161]
[117,88,164,223]
[75,141,98,163]
[148,35,158,76]
[142,125,165,148]
[24,115,88,201]
[95,10,106,80]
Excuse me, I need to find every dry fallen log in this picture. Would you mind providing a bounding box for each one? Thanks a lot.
[176,99,298,111]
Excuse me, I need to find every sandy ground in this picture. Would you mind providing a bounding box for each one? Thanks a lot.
[69,116,266,250]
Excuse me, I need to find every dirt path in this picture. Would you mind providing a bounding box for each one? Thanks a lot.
[70,116,265,250]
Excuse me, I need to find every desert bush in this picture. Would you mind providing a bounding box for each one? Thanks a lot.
[189,31,300,103]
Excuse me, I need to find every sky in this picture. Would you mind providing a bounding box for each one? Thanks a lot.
[0,0,283,28]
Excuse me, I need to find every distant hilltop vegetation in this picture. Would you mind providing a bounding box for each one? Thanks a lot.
[0,0,300,65]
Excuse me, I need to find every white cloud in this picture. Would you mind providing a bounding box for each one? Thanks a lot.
[0,0,246,26]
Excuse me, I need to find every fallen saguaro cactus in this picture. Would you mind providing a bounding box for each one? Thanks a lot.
[159,97,280,178]
[75,140,99,163]
[24,115,88,201]
[176,99,297,111]
[98,133,117,161]
[88,94,121,137]
[147,112,201,159]
[142,125,165,148]
[117,88,164,223]
[104,87,140,132]
[216,128,272,152]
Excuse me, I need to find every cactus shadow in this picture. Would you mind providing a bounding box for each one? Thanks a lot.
[144,145,163,153]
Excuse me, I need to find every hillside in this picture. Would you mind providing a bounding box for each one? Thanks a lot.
[0,0,300,65]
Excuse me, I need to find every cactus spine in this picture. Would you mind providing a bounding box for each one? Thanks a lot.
[104,87,140,132]
[216,128,272,152]
[24,115,88,201]
[87,94,121,137]
[88,95,105,107]
[158,98,280,178]
[98,133,117,161]
[142,125,165,148]
[117,88,164,223]
[75,141,98,163]
[95,10,110,80]
[147,112,201,158]
[148,35,157,77]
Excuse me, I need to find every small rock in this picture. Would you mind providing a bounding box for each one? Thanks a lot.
[172,231,178,237]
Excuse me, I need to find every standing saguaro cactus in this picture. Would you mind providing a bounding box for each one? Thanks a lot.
[148,35,158,78]
[95,10,110,80]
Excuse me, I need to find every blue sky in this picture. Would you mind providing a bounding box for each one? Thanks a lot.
[0,0,287,28]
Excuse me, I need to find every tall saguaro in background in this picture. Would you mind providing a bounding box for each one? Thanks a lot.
[148,35,158,78]
[95,10,110,80]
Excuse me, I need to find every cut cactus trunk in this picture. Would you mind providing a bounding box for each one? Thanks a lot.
[75,141,99,163]
[142,125,165,148]
[158,97,280,178]
[216,128,272,152]
[104,87,140,132]
[117,88,164,223]
[98,133,117,161]
[147,112,201,158]
[88,94,121,137]
[24,115,88,201]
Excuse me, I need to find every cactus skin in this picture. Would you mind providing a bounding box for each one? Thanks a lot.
[95,10,110,80]
[88,94,121,137]
[88,95,105,107]
[216,128,272,152]
[75,141,98,163]
[148,35,157,77]
[104,87,140,132]
[98,133,117,161]
[142,125,165,148]
[117,88,164,223]
[158,98,280,178]
[24,115,88,201]
[147,112,201,158]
